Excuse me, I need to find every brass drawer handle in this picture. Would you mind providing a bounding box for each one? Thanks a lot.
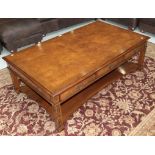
[76,84,84,92]
[109,65,113,70]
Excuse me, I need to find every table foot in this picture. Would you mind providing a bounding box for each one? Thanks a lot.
[9,69,21,94]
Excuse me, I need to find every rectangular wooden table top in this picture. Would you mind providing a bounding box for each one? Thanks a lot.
[3,21,149,97]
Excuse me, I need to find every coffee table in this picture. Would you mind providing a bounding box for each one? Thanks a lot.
[3,21,149,131]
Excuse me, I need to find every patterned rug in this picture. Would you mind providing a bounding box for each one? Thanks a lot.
[0,43,155,136]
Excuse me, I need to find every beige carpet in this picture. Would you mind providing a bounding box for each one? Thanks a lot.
[0,42,155,136]
[134,42,155,136]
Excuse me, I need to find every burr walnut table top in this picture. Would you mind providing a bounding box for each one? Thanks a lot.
[3,21,149,102]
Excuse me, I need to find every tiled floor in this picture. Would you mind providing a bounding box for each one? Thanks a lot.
[0,19,155,70]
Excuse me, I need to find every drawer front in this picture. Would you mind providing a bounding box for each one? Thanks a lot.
[60,74,96,102]
[107,56,124,71]
[95,45,143,81]
[95,65,110,78]
[96,56,124,79]
[124,45,143,60]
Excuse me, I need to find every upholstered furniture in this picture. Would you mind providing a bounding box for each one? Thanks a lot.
[139,18,155,34]
[0,19,43,52]
[106,18,138,30]
[0,18,92,53]
[38,18,59,35]
[58,18,90,29]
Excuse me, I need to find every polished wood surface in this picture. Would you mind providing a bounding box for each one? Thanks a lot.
[3,21,149,95]
[3,21,150,131]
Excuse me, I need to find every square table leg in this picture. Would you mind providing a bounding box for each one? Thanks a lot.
[138,43,147,70]
[52,103,64,131]
[9,69,21,94]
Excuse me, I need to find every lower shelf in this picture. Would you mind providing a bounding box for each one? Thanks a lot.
[20,62,138,125]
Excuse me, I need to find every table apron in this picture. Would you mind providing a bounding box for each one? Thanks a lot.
[8,65,52,104]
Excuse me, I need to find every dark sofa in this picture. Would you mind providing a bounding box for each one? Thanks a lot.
[0,18,92,54]
[105,18,138,30]
[106,18,155,35]
[0,19,43,53]
[139,18,155,34]
[0,41,2,52]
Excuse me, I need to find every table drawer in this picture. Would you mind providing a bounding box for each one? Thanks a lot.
[108,57,124,70]
[96,65,111,78]
[124,44,143,60]
[96,56,125,79]
[60,74,96,102]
